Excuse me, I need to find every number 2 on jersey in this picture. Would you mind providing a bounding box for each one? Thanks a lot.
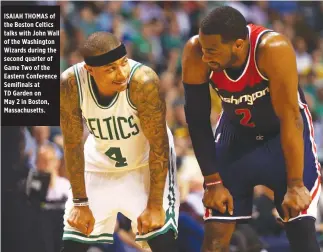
[105,147,128,167]
[235,108,255,127]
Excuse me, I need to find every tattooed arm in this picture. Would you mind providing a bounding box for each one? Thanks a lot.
[60,67,86,199]
[130,66,169,208]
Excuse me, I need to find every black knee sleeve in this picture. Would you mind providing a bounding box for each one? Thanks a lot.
[285,217,320,252]
[147,230,179,252]
[60,240,90,252]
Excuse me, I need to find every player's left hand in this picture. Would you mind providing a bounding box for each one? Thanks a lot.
[281,185,311,221]
[137,207,166,235]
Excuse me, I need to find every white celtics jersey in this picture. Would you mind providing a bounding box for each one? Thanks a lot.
[73,59,172,172]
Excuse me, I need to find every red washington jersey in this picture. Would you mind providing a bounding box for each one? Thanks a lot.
[210,24,307,133]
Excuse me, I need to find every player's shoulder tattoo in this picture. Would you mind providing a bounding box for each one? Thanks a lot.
[130,65,167,137]
[129,65,165,112]
[60,67,78,101]
[60,66,83,145]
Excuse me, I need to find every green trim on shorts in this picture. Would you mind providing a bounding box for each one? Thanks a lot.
[63,237,114,244]
[64,231,113,238]
[135,219,178,241]
[63,231,114,244]
[166,148,177,224]
[136,153,178,241]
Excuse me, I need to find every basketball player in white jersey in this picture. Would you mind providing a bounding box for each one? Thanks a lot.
[60,32,179,252]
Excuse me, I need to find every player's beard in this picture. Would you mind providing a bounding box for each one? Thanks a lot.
[211,52,239,72]
[225,51,239,69]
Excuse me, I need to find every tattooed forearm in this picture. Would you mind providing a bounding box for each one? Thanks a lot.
[60,68,86,198]
[131,66,169,207]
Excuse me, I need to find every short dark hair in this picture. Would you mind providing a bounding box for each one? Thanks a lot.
[80,31,120,57]
[200,6,248,43]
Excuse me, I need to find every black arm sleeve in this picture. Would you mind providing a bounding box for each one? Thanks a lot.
[183,82,218,176]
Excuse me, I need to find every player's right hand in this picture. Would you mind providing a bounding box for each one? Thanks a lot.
[67,206,95,236]
[202,183,234,215]
[137,206,166,235]
[281,184,311,221]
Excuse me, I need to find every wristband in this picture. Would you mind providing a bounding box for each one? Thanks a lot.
[73,197,88,203]
[205,180,222,187]
[73,202,89,207]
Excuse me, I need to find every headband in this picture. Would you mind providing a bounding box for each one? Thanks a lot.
[84,43,127,67]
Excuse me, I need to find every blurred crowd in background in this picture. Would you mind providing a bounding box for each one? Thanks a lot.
[2,1,323,252]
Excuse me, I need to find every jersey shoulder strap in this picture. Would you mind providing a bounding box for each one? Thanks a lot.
[127,59,143,110]
[72,62,86,108]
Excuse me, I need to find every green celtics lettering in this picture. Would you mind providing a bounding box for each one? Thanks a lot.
[85,115,139,140]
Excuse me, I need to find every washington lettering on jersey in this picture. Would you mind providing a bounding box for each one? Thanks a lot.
[84,115,139,140]
[216,86,269,105]
[209,24,309,132]
[209,24,282,131]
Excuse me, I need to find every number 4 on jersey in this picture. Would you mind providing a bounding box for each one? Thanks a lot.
[105,147,128,167]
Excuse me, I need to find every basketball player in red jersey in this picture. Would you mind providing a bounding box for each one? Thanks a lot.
[182,6,321,252]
